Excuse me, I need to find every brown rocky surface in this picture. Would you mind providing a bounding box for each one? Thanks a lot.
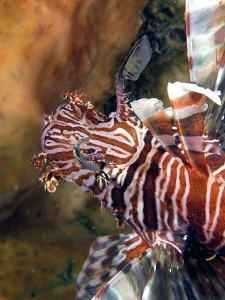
[0,192,129,299]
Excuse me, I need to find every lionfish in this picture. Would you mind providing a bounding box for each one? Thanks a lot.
[29,0,225,299]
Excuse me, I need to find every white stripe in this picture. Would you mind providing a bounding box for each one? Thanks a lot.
[173,104,208,120]
[155,152,170,230]
[203,176,214,240]
[180,135,203,152]
[168,82,221,105]
[136,141,159,232]
[162,157,176,229]
[155,134,175,146]
[160,156,175,200]
[208,183,224,242]
[213,164,225,176]
[181,168,189,223]
[171,163,182,230]
[123,137,158,233]
[126,236,143,251]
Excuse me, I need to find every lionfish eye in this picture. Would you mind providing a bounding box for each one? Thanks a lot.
[73,137,100,172]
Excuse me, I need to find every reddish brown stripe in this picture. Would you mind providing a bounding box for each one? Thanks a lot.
[142,141,164,230]
[185,10,191,38]
[206,154,225,174]
[178,113,204,136]
[188,55,194,72]
[172,92,206,109]
[187,170,208,241]
[144,111,174,136]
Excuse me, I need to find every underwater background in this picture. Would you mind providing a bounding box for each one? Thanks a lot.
[0,0,187,299]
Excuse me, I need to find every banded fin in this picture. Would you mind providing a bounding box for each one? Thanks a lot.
[130,98,186,163]
[116,36,152,121]
[186,0,225,89]
[167,82,220,172]
[76,233,148,300]
[92,239,195,300]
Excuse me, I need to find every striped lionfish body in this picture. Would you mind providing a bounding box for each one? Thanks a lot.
[29,1,225,299]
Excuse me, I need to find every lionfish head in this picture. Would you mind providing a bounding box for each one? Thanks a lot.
[29,36,151,195]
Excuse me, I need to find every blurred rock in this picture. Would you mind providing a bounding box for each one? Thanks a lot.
[0,182,130,299]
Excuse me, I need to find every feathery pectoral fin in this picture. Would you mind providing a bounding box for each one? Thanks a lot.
[91,234,188,300]
[92,244,191,300]
[92,235,225,300]
[77,232,225,300]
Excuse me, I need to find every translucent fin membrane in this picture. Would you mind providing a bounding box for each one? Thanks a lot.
[167,82,211,173]
[120,35,152,81]
[116,36,152,121]
[186,0,225,89]
[205,51,225,150]
[186,0,225,151]
[131,82,221,172]
[130,98,186,163]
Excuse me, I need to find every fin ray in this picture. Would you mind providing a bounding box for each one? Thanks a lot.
[131,98,186,163]
[167,82,211,172]
[204,52,225,152]
[116,36,152,121]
